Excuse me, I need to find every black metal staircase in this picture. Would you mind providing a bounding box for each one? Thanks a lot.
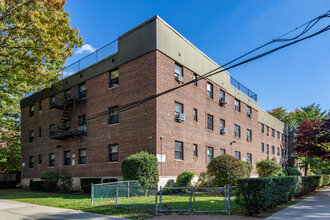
[50,96,87,140]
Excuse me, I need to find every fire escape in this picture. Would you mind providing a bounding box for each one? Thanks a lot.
[50,87,87,140]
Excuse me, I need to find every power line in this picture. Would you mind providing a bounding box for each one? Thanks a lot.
[85,11,330,122]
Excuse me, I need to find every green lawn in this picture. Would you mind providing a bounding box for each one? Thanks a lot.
[0,189,241,219]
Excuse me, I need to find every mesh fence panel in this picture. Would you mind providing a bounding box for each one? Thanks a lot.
[193,187,227,212]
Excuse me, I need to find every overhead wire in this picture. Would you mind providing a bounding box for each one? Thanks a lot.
[85,11,330,122]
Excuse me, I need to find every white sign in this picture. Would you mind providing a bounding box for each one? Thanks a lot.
[157,154,166,163]
[22,163,25,167]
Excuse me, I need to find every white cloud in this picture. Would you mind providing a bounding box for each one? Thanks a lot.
[62,70,76,78]
[75,44,96,54]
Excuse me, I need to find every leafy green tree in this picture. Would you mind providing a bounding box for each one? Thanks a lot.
[267,106,295,129]
[0,0,83,172]
[295,103,327,127]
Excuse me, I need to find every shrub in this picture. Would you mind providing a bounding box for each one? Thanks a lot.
[207,154,245,186]
[29,180,45,191]
[285,167,302,176]
[103,178,118,183]
[241,161,253,178]
[59,175,73,192]
[175,171,194,187]
[236,175,330,216]
[40,171,59,191]
[80,178,102,193]
[256,159,282,177]
[122,151,159,188]
[195,172,212,188]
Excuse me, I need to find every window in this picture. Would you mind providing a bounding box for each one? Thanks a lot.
[29,130,34,142]
[207,147,213,162]
[79,83,86,99]
[220,119,225,130]
[247,106,252,117]
[29,105,34,117]
[109,106,119,125]
[207,82,213,99]
[79,115,86,126]
[193,73,198,86]
[174,102,183,120]
[64,89,71,100]
[282,149,285,157]
[267,126,269,136]
[235,151,241,160]
[39,101,42,111]
[272,129,275,137]
[49,96,55,108]
[49,124,56,137]
[64,151,70,165]
[272,146,275,154]
[235,99,240,112]
[247,129,252,142]
[261,124,264,133]
[285,135,288,142]
[109,69,119,88]
[193,109,198,122]
[193,144,198,157]
[38,154,42,164]
[261,143,265,152]
[220,149,226,155]
[220,90,225,100]
[174,63,183,80]
[175,141,183,160]
[234,125,240,138]
[207,114,213,130]
[277,147,280,156]
[109,144,118,162]
[49,153,55,167]
[247,153,252,165]
[39,127,42,137]
[266,144,269,153]
[29,156,34,168]
[285,149,288,158]
[277,131,280,139]
[79,149,86,164]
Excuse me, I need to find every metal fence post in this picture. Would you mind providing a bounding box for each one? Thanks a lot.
[193,187,196,213]
[224,185,227,212]
[91,183,94,205]
[155,184,159,215]
[115,184,119,208]
[189,186,193,212]
[127,181,130,198]
[228,185,231,215]
[159,186,162,213]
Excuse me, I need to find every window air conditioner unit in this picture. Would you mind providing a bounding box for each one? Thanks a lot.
[175,75,184,83]
[220,127,227,134]
[175,113,185,122]
[220,97,230,104]
[78,125,86,131]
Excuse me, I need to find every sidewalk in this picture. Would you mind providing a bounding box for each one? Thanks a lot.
[266,186,330,219]
[0,199,126,220]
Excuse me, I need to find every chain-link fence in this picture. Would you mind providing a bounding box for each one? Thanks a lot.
[92,181,158,213]
[91,181,235,215]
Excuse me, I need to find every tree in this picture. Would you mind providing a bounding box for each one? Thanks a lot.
[256,159,283,177]
[0,0,83,172]
[295,103,327,127]
[267,106,295,129]
[294,119,329,160]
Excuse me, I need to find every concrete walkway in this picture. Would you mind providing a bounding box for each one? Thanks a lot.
[266,186,330,219]
[0,199,126,220]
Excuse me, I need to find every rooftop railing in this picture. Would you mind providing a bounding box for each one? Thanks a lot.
[59,39,118,79]
[230,76,257,102]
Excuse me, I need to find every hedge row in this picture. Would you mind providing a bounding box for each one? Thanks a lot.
[236,175,330,216]
[0,181,19,189]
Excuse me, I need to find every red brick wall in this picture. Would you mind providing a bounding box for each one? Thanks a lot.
[155,51,288,175]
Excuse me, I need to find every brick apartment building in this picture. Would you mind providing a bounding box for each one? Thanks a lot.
[20,16,290,189]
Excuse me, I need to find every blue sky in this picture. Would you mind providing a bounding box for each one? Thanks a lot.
[64,0,330,112]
